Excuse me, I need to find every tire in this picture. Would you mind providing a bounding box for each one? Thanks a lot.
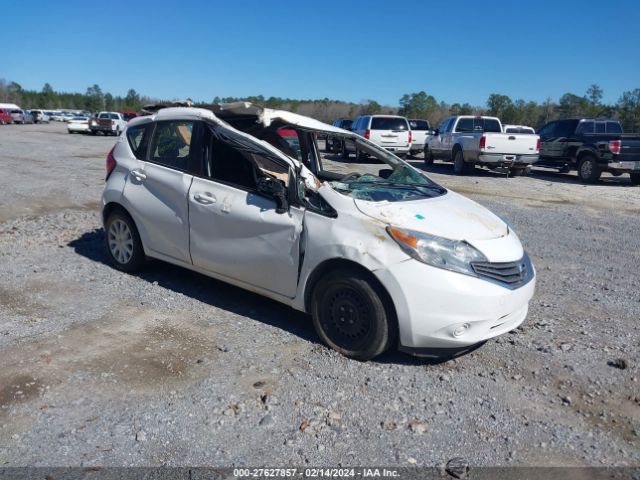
[424,147,434,165]
[577,155,601,183]
[453,149,468,175]
[630,173,640,186]
[104,210,146,272]
[90,130,96,136]
[311,268,395,360]
[115,127,121,136]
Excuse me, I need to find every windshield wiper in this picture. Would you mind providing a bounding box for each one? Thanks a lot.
[347,180,446,193]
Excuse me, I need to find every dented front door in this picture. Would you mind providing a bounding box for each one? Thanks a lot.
[188,177,302,298]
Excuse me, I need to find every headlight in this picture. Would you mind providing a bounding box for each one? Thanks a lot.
[387,226,487,276]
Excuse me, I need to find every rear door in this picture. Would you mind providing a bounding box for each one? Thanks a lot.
[122,120,200,263]
[369,117,410,150]
[188,125,302,298]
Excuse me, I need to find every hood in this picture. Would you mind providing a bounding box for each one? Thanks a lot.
[354,190,508,241]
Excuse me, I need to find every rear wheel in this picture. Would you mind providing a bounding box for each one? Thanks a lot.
[578,155,601,183]
[630,173,640,186]
[453,149,473,175]
[311,269,395,361]
[105,210,146,272]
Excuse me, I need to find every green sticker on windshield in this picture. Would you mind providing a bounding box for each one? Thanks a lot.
[415,214,425,220]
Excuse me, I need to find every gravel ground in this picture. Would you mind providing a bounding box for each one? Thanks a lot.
[0,123,638,468]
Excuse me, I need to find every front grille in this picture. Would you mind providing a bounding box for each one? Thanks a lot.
[471,253,532,289]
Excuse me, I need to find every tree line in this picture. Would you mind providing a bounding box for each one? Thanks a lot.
[1,78,639,132]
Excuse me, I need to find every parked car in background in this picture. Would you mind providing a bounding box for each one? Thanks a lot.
[408,119,431,157]
[30,109,50,123]
[121,111,140,122]
[343,115,411,160]
[9,109,25,124]
[67,116,90,134]
[50,111,66,122]
[101,104,535,360]
[536,118,640,184]
[23,111,34,124]
[325,118,352,153]
[90,111,128,136]
[425,116,540,176]
[0,109,13,124]
[503,124,535,134]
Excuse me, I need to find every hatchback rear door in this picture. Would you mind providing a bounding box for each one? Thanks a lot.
[121,120,200,264]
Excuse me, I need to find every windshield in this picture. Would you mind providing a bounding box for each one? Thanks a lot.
[316,133,446,202]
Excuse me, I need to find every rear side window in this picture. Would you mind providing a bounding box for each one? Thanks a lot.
[126,123,152,160]
[409,120,430,130]
[576,121,594,134]
[607,121,623,134]
[555,121,577,138]
[149,121,194,170]
[370,117,408,131]
[455,118,474,132]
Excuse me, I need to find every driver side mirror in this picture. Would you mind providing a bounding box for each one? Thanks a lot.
[256,177,289,214]
[432,129,439,135]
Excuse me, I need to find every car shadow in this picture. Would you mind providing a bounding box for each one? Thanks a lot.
[67,228,317,344]
[410,160,507,178]
[68,228,470,366]
[529,167,637,187]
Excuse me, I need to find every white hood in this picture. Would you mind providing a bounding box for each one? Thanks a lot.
[354,190,508,242]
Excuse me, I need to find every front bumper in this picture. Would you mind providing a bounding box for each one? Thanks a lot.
[606,160,640,173]
[478,153,539,166]
[375,257,536,349]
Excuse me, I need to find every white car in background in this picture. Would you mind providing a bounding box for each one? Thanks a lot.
[100,104,535,360]
[67,116,90,134]
[343,115,412,160]
[503,124,535,134]
[408,119,432,157]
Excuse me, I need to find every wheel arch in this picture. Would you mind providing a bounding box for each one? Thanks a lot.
[303,258,398,331]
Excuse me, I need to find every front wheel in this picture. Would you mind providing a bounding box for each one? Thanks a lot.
[630,173,640,186]
[578,155,601,183]
[311,269,395,361]
[105,210,146,272]
[424,147,434,165]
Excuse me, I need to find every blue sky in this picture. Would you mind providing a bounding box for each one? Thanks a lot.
[2,0,639,107]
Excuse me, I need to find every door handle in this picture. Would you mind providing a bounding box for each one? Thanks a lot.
[193,192,216,205]
[130,169,146,181]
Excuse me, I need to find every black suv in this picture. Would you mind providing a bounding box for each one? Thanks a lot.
[537,118,640,184]
[325,119,353,153]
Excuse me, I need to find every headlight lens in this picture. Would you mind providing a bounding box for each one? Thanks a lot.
[387,226,487,275]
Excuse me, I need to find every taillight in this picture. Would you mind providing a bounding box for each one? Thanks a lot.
[364,129,370,139]
[106,146,117,180]
[609,140,621,155]
[479,135,486,149]
[536,138,541,152]
[408,131,412,144]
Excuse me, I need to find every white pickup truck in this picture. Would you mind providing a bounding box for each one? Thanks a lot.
[424,116,540,176]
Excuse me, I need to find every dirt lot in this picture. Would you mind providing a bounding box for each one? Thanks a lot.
[0,122,638,467]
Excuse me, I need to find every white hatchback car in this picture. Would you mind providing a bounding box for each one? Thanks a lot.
[101,104,535,360]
